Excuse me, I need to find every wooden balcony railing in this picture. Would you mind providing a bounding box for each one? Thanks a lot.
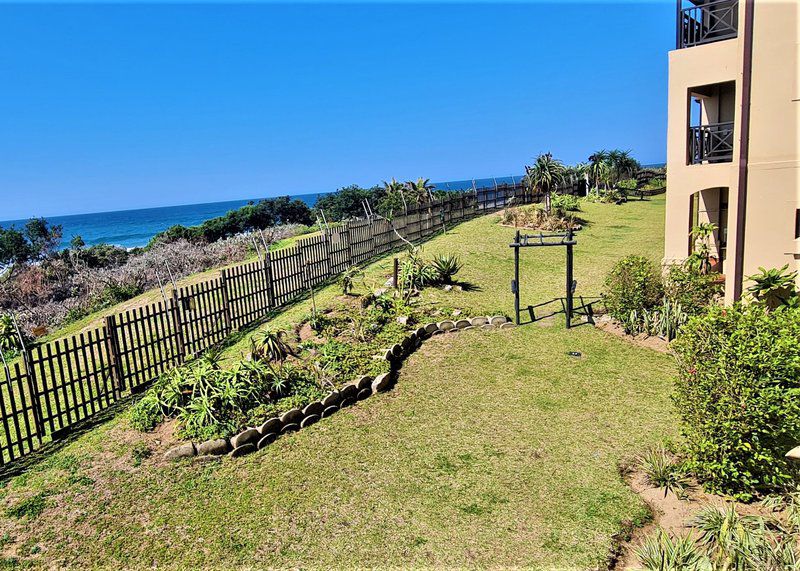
[688,121,735,164]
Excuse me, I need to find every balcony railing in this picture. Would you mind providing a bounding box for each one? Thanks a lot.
[677,0,738,49]
[688,122,735,164]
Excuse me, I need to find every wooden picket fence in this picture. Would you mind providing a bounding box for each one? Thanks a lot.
[0,183,544,467]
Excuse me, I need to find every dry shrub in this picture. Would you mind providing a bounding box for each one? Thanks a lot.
[1,225,304,334]
[500,204,577,231]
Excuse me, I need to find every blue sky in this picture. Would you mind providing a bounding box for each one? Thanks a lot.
[1,1,674,219]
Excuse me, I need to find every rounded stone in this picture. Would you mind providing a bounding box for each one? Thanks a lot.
[415,326,427,339]
[437,320,455,331]
[340,384,358,400]
[500,322,516,329]
[258,417,282,436]
[302,402,324,417]
[490,315,508,326]
[455,319,471,329]
[301,414,320,428]
[163,442,196,461]
[384,349,394,361]
[423,322,438,334]
[481,324,494,331]
[321,405,339,418]
[339,397,356,408]
[281,423,300,434]
[462,325,475,331]
[391,343,403,358]
[401,337,413,352]
[356,388,372,401]
[356,375,373,390]
[470,316,489,326]
[230,428,260,449]
[322,391,341,407]
[280,408,303,425]
[257,433,278,449]
[228,443,255,458]
[371,372,392,393]
[197,438,230,456]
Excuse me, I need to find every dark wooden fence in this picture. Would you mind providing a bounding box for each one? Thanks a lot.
[0,184,548,467]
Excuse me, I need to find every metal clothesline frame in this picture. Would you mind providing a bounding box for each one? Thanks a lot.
[509,228,578,329]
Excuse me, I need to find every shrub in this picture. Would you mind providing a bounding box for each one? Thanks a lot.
[746,265,798,310]
[500,204,576,231]
[602,256,663,333]
[431,254,462,284]
[672,303,800,500]
[550,193,581,212]
[616,178,638,192]
[129,392,163,432]
[663,263,721,317]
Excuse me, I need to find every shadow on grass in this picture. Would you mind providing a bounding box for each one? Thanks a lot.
[515,296,600,328]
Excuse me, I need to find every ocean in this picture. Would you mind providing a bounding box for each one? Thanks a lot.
[2,175,521,250]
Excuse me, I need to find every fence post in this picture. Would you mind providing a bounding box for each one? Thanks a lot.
[345,222,354,266]
[19,345,44,438]
[170,289,187,364]
[323,231,333,278]
[103,315,125,395]
[264,251,276,309]
[219,269,234,334]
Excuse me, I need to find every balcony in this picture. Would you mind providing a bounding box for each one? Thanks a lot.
[677,0,738,49]
[688,122,735,164]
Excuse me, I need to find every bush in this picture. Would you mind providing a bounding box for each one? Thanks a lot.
[130,392,163,432]
[672,303,800,500]
[616,178,638,192]
[550,193,581,212]
[500,204,577,231]
[663,263,721,317]
[602,256,663,333]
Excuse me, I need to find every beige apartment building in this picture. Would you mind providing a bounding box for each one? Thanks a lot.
[664,0,799,301]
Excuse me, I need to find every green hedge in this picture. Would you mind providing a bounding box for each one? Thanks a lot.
[672,303,800,500]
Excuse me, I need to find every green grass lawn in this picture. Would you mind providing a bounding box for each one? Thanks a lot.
[0,196,677,569]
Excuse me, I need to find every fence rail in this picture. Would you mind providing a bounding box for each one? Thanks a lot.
[0,182,556,468]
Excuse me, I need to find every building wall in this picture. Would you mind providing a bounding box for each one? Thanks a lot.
[742,1,799,281]
[664,0,799,301]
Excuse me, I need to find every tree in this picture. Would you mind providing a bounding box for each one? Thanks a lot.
[523,153,566,213]
[607,149,640,185]
[588,150,611,190]
[404,178,435,205]
[0,227,32,266]
[314,185,375,221]
[24,218,62,259]
[376,178,407,218]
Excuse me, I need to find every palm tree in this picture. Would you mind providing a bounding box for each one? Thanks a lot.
[607,149,640,185]
[381,177,407,214]
[588,150,611,190]
[405,178,435,205]
[524,153,566,214]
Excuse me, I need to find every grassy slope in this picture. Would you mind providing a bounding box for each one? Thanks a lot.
[0,196,677,569]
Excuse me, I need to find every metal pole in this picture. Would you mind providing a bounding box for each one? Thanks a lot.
[513,230,520,325]
[566,228,574,329]
[393,257,399,289]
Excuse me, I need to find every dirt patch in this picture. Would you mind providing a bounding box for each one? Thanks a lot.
[614,468,778,570]
[594,316,671,354]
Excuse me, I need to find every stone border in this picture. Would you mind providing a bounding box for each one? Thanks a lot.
[163,315,514,461]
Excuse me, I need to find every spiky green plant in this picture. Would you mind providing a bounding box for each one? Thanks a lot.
[639,446,691,499]
[250,329,294,362]
[636,529,708,571]
[746,265,798,310]
[431,254,462,285]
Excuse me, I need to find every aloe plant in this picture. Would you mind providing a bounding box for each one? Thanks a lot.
[431,254,462,285]
[250,329,294,362]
